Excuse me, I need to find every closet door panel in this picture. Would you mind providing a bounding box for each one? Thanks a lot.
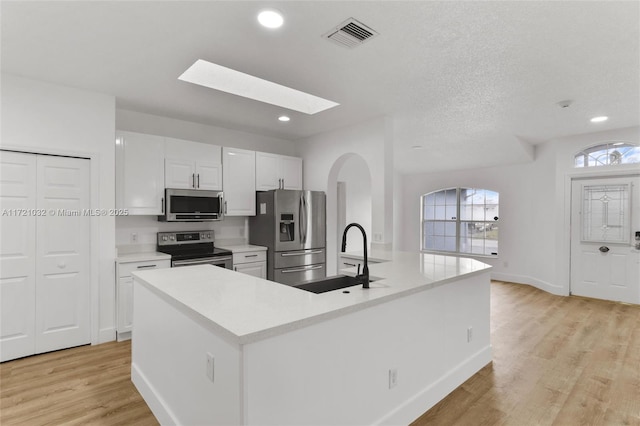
[0,151,37,361]
[35,155,91,353]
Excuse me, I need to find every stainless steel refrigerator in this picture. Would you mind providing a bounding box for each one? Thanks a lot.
[249,190,326,285]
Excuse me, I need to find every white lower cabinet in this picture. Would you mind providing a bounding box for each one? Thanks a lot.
[232,250,267,279]
[116,258,170,340]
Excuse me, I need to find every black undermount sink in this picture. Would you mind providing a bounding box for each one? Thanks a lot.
[294,275,362,294]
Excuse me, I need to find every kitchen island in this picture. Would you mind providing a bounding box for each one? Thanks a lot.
[131,251,492,425]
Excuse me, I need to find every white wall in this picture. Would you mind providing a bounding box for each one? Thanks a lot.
[397,125,640,296]
[116,216,247,248]
[337,155,372,251]
[117,109,296,155]
[297,116,394,276]
[1,73,117,342]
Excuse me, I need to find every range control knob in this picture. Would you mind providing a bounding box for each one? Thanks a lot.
[170,235,175,241]
[207,233,211,238]
[162,236,168,241]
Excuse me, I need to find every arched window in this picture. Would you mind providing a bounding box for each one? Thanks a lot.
[574,141,640,168]
[421,188,499,256]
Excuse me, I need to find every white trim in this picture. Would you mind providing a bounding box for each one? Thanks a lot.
[131,363,173,425]
[490,272,566,296]
[373,345,492,426]
[1,144,105,346]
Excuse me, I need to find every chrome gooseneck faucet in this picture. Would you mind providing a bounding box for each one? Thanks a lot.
[341,223,369,289]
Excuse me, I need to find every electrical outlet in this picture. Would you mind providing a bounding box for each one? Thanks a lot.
[373,233,383,242]
[131,232,138,243]
[206,353,214,382]
[388,368,398,389]
[467,327,473,343]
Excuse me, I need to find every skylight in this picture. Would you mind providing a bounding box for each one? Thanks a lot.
[178,59,339,115]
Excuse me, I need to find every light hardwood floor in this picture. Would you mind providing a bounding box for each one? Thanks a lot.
[1,281,639,425]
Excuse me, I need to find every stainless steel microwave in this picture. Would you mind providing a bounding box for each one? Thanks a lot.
[159,189,224,222]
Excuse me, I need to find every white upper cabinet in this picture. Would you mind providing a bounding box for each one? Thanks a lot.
[256,152,303,191]
[165,138,222,191]
[223,147,256,216]
[116,131,165,215]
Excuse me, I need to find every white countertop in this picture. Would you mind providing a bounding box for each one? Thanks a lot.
[132,251,491,345]
[341,249,394,263]
[217,244,267,253]
[116,251,171,263]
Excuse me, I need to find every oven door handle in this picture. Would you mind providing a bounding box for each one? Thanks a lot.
[172,256,232,267]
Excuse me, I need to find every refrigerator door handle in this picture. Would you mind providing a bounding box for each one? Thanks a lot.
[281,265,323,273]
[280,250,323,257]
[303,194,309,244]
[299,194,305,244]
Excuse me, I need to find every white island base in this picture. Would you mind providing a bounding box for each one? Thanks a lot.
[132,253,491,425]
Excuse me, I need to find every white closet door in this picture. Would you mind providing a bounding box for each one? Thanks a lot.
[0,151,37,361]
[35,155,91,353]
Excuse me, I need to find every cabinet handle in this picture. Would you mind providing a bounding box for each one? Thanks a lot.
[197,173,200,188]
[161,197,164,213]
[244,254,258,258]
[224,201,228,214]
[344,262,356,267]
[137,264,157,269]
[281,178,284,189]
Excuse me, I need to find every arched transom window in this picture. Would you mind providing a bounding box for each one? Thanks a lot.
[421,188,499,256]
[574,141,640,168]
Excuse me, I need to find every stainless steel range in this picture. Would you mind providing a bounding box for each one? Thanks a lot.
[157,231,233,269]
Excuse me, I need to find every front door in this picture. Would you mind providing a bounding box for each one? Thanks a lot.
[570,176,640,304]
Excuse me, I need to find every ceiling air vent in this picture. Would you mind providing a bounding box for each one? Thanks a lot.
[323,18,378,48]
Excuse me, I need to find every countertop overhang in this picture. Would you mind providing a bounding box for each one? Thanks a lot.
[132,251,491,345]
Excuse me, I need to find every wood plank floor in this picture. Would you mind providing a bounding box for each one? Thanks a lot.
[413,281,640,426]
[1,281,639,425]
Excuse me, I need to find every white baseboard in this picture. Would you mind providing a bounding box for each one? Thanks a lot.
[375,345,492,425]
[131,362,177,426]
[491,272,567,296]
[98,327,116,344]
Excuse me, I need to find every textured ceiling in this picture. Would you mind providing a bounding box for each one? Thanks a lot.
[2,1,638,174]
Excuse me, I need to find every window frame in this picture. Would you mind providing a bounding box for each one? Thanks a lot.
[574,141,640,168]
[420,187,499,257]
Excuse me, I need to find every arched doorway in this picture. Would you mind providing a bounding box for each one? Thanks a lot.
[326,153,372,276]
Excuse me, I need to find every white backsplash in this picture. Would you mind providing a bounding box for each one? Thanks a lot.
[115,215,248,248]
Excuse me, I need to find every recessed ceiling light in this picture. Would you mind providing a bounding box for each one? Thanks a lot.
[178,59,339,114]
[278,115,290,122]
[258,9,284,29]
[590,116,608,123]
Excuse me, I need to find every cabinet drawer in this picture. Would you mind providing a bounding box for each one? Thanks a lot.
[118,259,170,277]
[233,251,266,265]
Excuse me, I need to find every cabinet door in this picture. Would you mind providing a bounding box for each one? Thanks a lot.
[281,156,303,190]
[165,158,196,189]
[196,161,223,191]
[116,131,165,215]
[255,152,281,191]
[235,262,266,279]
[223,147,256,216]
[117,276,134,333]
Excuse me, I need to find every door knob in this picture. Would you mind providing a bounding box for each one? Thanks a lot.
[599,246,610,253]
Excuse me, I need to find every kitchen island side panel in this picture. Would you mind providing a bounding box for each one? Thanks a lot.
[131,283,243,425]
[243,270,491,425]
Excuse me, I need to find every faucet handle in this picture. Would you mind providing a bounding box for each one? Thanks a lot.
[357,264,361,276]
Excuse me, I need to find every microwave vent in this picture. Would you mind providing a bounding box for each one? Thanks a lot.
[323,18,378,48]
